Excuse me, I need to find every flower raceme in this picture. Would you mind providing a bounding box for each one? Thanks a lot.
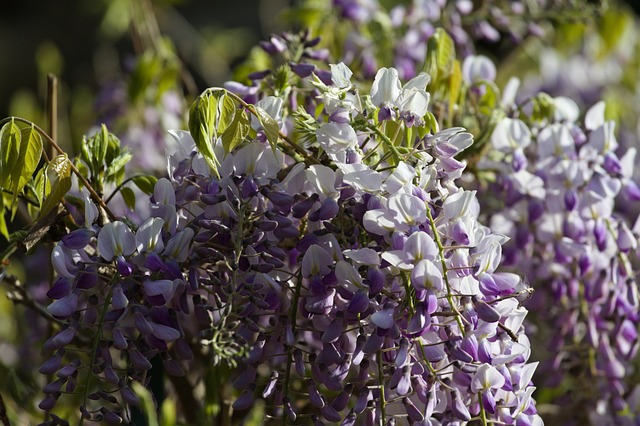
[40,62,541,425]
[481,79,640,422]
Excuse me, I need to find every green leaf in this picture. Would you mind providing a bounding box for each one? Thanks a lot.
[39,154,72,219]
[39,175,71,220]
[530,92,555,123]
[424,112,439,134]
[477,81,501,115]
[424,28,455,86]
[0,119,21,187]
[105,132,123,165]
[189,89,228,176]
[32,167,48,206]
[254,105,280,154]
[434,28,455,76]
[129,53,162,103]
[221,111,251,153]
[132,175,158,195]
[120,186,136,210]
[217,92,237,136]
[0,193,8,240]
[93,125,109,169]
[9,125,42,206]
[383,120,403,146]
[105,151,132,184]
[80,135,92,170]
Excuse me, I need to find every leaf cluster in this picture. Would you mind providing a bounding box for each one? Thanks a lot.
[188,88,280,177]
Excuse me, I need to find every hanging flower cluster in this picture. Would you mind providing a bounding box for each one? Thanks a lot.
[38,62,542,425]
[478,82,640,423]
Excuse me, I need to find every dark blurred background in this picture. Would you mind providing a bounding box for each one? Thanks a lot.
[0,0,291,126]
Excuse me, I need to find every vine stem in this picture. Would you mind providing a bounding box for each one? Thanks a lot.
[44,74,58,423]
[426,206,465,332]
[104,173,153,204]
[377,351,386,426]
[77,280,115,426]
[367,123,402,165]
[282,268,303,426]
[478,392,488,426]
[0,117,116,222]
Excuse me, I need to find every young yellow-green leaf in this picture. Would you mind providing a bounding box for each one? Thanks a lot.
[478,81,501,115]
[120,186,136,210]
[80,135,92,168]
[0,119,21,187]
[39,175,71,219]
[530,92,555,123]
[254,105,280,154]
[424,28,455,86]
[132,175,158,195]
[94,124,109,168]
[33,167,48,206]
[434,28,455,76]
[105,131,124,165]
[39,154,72,218]
[424,111,439,135]
[221,111,251,153]
[189,89,224,176]
[217,91,237,136]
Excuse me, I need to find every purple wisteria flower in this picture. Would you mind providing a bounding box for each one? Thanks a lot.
[479,80,640,424]
[39,52,542,424]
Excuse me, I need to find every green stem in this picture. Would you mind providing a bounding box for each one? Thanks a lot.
[426,206,465,332]
[377,351,386,426]
[104,174,151,204]
[77,279,115,426]
[478,392,488,426]
[0,242,17,264]
[0,117,116,222]
[281,269,303,426]
[367,124,402,165]
[1,188,39,207]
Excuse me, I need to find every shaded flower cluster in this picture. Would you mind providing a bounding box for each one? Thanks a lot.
[479,83,640,424]
[42,186,195,423]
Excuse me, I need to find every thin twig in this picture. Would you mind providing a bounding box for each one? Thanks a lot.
[1,274,62,325]
[497,322,519,342]
[47,74,57,158]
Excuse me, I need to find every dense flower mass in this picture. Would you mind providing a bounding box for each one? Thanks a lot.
[36,63,543,424]
[478,81,640,424]
[4,2,640,425]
